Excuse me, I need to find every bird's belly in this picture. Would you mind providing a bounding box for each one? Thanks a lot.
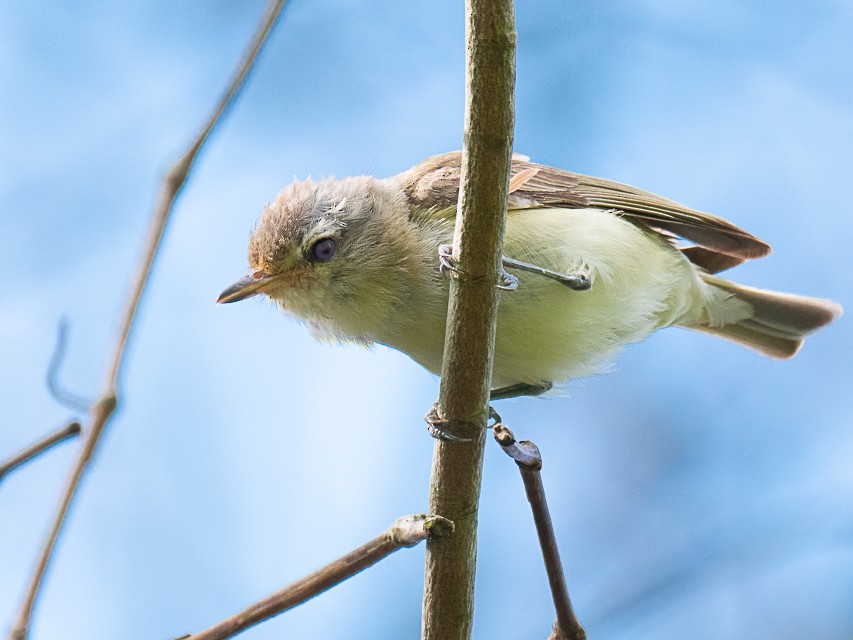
[382,208,701,387]
[490,278,673,387]
[490,207,699,385]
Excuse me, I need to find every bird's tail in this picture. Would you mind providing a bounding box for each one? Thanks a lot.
[687,273,842,358]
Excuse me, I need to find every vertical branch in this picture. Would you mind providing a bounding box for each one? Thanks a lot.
[421,0,516,638]
[8,3,287,639]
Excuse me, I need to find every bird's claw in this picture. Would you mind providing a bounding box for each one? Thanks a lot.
[488,406,502,427]
[438,244,461,279]
[497,269,518,291]
[424,402,472,442]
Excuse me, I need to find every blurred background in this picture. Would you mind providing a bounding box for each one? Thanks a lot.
[2,1,851,638]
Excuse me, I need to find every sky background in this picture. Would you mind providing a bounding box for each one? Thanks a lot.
[1,1,851,638]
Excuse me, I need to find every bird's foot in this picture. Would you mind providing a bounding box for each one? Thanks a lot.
[424,402,472,442]
[438,244,519,291]
[423,403,504,442]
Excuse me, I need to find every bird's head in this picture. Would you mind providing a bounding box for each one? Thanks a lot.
[218,175,419,342]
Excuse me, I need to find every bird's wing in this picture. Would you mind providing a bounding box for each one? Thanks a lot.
[396,151,771,263]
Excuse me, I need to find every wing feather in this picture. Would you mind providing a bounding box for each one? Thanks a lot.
[393,151,771,260]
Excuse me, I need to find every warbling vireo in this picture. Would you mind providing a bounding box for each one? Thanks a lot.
[218,151,842,398]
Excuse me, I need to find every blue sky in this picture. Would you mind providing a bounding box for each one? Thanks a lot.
[2,1,852,639]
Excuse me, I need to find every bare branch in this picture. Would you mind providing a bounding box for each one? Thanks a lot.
[494,425,586,640]
[8,3,287,639]
[103,0,286,391]
[184,514,453,640]
[45,318,92,411]
[421,0,516,638]
[0,421,81,483]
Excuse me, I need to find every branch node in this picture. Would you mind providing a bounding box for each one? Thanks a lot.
[390,513,455,547]
[549,620,586,640]
[95,393,119,418]
[493,424,542,470]
[424,515,455,542]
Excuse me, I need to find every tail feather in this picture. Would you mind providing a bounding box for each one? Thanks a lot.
[690,273,842,359]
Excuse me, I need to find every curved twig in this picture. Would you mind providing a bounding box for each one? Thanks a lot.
[45,318,92,411]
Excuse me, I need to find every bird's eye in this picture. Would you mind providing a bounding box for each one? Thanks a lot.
[309,237,338,263]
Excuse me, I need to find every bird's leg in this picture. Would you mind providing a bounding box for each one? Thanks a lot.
[486,384,551,432]
[501,256,591,291]
[438,245,590,292]
[490,381,553,400]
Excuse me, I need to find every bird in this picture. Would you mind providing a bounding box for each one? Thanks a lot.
[218,151,842,400]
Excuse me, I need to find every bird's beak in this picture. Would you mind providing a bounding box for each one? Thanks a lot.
[217,272,275,304]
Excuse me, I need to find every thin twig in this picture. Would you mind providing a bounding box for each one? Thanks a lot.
[46,318,92,411]
[421,0,516,638]
[494,424,586,640]
[8,3,287,639]
[183,514,453,640]
[104,0,286,392]
[0,421,82,483]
